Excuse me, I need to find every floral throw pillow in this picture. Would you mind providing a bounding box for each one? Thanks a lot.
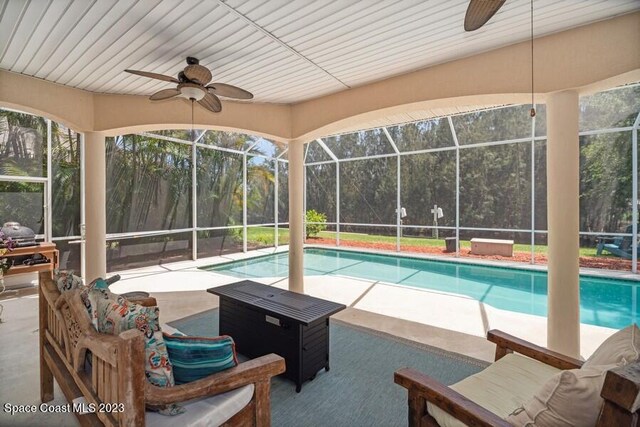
[54,269,84,293]
[79,279,110,330]
[95,292,175,387]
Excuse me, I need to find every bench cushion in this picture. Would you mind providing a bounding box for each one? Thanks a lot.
[427,354,560,427]
[145,384,254,427]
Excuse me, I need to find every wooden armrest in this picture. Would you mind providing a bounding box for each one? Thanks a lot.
[146,353,286,405]
[395,368,511,427]
[487,329,583,369]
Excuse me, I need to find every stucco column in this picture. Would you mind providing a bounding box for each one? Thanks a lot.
[546,90,580,357]
[84,132,107,281]
[288,140,305,293]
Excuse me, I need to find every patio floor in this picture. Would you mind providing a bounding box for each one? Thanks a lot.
[0,246,622,426]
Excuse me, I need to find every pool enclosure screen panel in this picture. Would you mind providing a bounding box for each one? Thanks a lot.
[459,143,532,230]
[105,135,192,233]
[51,124,82,238]
[387,118,454,152]
[400,151,456,228]
[339,157,397,225]
[197,148,243,228]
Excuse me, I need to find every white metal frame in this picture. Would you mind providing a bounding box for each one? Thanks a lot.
[1,84,638,273]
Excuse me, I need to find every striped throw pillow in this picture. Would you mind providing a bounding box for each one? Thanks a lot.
[163,333,238,385]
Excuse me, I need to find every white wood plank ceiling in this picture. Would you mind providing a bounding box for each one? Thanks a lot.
[0,0,638,104]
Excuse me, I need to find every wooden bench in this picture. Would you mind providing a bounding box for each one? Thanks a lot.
[395,329,640,427]
[38,272,285,426]
[470,238,514,257]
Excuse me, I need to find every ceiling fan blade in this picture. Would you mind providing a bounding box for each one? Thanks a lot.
[464,0,506,32]
[206,83,253,100]
[198,92,222,113]
[149,88,181,101]
[125,69,179,83]
[184,64,212,85]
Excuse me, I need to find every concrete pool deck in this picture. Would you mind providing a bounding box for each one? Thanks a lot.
[105,245,618,360]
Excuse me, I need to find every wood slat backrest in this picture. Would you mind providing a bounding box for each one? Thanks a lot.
[39,272,147,426]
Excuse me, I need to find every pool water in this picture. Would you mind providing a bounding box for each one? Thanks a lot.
[202,248,639,329]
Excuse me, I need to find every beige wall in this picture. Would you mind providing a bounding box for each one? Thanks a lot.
[0,12,638,141]
[92,93,293,141]
[0,71,93,132]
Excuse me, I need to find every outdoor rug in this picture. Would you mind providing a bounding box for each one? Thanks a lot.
[169,309,488,427]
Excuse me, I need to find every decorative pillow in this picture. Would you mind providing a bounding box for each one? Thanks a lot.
[163,333,238,385]
[94,291,184,416]
[95,292,174,387]
[506,364,615,426]
[80,280,111,330]
[583,323,640,368]
[54,269,84,293]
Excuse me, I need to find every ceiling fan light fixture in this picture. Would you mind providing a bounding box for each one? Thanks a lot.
[178,83,206,101]
[124,57,253,113]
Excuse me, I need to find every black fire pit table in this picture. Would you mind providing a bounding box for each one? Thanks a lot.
[207,280,346,392]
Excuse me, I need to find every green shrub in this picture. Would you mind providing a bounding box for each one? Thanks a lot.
[306,209,327,238]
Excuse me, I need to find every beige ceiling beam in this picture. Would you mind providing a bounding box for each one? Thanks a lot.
[92,93,293,141]
[0,70,94,132]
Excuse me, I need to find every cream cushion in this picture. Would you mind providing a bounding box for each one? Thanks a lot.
[583,323,640,368]
[146,384,254,427]
[427,354,560,427]
[506,365,613,426]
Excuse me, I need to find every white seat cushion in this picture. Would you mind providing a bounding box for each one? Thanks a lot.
[146,384,254,427]
[160,323,182,336]
[427,354,561,427]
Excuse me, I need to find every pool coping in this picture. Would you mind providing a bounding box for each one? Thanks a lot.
[200,243,640,283]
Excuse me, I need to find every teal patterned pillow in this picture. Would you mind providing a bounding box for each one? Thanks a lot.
[163,333,238,385]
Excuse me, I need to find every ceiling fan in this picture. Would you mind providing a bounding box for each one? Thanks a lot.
[124,57,253,113]
[464,0,506,31]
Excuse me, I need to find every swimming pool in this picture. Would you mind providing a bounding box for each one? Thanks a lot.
[202,248,639,330]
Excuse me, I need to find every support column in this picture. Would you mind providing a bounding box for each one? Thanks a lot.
[84,132,107,282]
[546,90,580,358]
[288,140,304,293]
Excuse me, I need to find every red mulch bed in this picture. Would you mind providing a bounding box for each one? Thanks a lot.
[307,238,632,271]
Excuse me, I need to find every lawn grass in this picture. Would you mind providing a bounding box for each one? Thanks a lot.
[246,227,601,257]
[246,226,289,245]
[315,231,600,257]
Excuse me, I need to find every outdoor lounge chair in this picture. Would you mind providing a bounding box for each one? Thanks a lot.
[596,224,637,259]
[395,328,640,427]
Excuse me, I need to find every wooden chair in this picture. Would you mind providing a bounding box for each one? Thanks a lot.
[395,330,640,427]
[39,272,286,426]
